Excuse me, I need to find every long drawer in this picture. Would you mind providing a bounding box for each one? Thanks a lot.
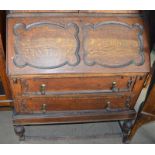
[14,93,131,114]
[18,76,136,95]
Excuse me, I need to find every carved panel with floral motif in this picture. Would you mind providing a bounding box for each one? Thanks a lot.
[13,22,80,69]
[83,21,144,68]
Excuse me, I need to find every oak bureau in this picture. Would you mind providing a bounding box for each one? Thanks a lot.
[6,10,150,143]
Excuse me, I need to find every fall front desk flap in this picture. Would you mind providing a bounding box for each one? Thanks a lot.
[7,12,150,76]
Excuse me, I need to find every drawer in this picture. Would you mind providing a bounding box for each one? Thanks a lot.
[15,94,131,114]
[20,76,136,95]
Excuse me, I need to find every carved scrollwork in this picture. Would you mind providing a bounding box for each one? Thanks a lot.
[16,98,32,113]
[125,96,131,108]
[13,22,80,69]
[83,21,145,68]
[20,79,29,93]
[12,78,21,84]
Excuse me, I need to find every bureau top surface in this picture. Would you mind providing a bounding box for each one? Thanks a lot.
[7,12,150,76]
[9,10,142,14]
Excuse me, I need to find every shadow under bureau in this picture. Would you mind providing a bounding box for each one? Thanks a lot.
[6,10,150,143]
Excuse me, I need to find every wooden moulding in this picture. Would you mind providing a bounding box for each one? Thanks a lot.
[9,10,142,14]
[13,109,136,125]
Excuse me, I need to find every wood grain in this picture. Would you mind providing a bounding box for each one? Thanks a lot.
[6,11,150,142]
[13,109,136,125]
[0,34,12,107]
[14,94,131,113]
[7,15,150,76]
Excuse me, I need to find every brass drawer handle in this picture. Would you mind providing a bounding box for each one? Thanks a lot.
[111,81,118,92]
[40,84,46,95]
[41,104,47,113]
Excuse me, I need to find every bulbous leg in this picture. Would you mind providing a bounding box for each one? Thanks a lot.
[122,120,133,143]
[14,125,25,141]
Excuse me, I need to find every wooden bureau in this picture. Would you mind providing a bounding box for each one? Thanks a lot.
[6,10,150,142]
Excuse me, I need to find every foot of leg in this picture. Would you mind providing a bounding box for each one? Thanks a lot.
[14,125,25,141]
[122,120,133,143]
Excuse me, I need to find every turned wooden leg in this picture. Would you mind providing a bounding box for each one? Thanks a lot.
[121,120,133,144]
[14,125,25,141]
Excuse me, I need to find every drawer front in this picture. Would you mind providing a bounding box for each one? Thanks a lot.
[20,76,136,95]
[7,15,150,76]
[15,94,131,114]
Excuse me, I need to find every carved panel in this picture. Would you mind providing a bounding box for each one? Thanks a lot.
[83,21,144,68]
[13,22,80,69]
[125,96,131,108]
[16,98,33,114]
[20,79,29,94]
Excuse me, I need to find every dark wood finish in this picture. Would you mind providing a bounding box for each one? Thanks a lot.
[0,34,12,107]
[0,11,6,49]
[14,93,131,114]
[6,11,150,142]
[15,76,136,95]
[0,11,12,108]
[13,109,136,125]
[148,11,155,50]
[7,15,150,75]
[0,106,12,111]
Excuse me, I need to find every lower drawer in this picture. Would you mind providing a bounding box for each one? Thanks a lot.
[15,94,131,114]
